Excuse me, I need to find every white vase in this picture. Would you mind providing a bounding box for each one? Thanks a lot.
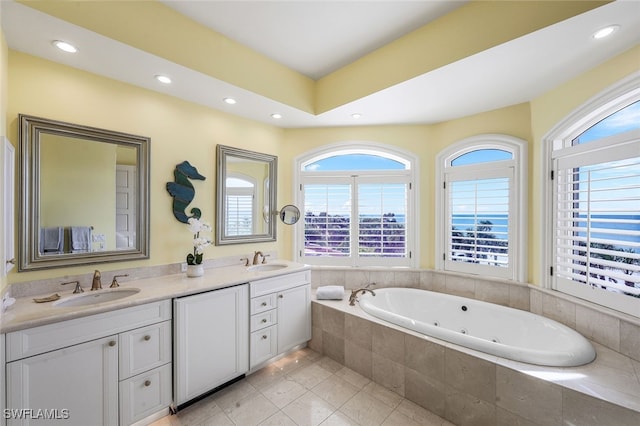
[186,264,204,278]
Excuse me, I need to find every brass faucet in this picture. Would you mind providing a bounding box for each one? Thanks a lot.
[61,280,83,294]
[348,288,376,306]
[252,251,265,265]
[110,274,129,288]
[91,270,102,290]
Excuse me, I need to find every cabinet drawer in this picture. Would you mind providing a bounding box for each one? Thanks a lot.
[6,300,171,362]
[250,309,277,332]
[119,320,172,379]
[119,363,172,425]
[250,270,311,298]
[250,293,276,314]
[250,326,278,368]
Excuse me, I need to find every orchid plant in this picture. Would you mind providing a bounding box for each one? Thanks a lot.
[186,218,212,265]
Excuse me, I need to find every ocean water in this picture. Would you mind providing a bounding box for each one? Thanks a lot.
[452,214,640,246]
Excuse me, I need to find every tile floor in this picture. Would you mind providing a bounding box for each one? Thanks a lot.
[151,348,454,426]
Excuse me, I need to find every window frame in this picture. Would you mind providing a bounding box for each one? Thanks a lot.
[542,72,640,317]
[294,142,418,268]
[435,134,528,282]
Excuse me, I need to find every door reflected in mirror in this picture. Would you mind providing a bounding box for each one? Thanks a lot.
[216,145,277,245]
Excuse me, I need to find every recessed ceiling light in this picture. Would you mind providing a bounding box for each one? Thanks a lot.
[155,75,172,84]
[351,113,363,119]
[52,40,77,53]
[271,113,283,119]
[223,97,237,105]
[593,25,620,40]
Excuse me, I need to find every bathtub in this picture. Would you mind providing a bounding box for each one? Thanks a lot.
[358,288,596,367]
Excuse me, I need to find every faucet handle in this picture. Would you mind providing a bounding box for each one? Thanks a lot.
[110,274,129,288]
[61,280,83,294]
[262,254,270,264]
[241,257,250,266]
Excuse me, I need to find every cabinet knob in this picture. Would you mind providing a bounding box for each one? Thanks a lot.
[261,318,267,323]
[108,340,117,347]
[278,294,284,299]
[261,302,267,307]
[262,335,268,340]
[144,380,151,387]
[144,335,151,341]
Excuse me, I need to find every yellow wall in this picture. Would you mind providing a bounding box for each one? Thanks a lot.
[0,15,8,294]
[7,51,285,283]
[40,134,116,251]
[5,42,639,288]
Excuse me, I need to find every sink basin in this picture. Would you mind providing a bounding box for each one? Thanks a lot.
[54,288,141,308]
[247,263,288,272]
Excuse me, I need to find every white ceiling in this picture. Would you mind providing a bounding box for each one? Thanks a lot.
[159,0,467,80]
[2,1,640,128]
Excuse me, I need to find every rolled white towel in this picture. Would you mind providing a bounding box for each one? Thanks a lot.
[316,285,345,300]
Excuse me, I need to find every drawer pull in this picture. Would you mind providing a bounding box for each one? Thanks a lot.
[278,294,284,299]
[144,380,151,387]
[261,302,267,307]
[108,340,116,347]
[262,335,268,340]
[144,335,151,341]
[261,319,268,323]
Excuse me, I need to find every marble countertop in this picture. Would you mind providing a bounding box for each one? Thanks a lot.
[1,260,310,334]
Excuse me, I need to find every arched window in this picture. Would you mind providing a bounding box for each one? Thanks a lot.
[295,142,418,267]
[544,74,640,317]
[436,135,528,281]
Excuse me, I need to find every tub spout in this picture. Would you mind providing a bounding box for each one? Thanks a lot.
[349,288,375,306]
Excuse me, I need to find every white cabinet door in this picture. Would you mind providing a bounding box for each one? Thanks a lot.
[6,336,119,426]
[277,284,311,353]
[174,284,248,406]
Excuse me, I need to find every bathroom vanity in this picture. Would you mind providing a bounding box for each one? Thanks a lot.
[0,260,311,425]
[5,301,172,426]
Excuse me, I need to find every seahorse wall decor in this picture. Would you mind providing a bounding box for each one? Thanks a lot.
[166,161,206,223]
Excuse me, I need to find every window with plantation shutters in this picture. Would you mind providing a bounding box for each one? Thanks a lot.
[448,177,510,268]
[555,150,640,298]
[225,175,255,236]
[358,179,408,260]
[303,181,351,258]
[296,143,417,267]
[547,88,640,317]
[436,135,527,281]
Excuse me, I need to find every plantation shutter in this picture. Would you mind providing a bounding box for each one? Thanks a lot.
[302,181,352,263]
[225,193,253,236]
[554,138,640,298]
[444,167,513,278]
[357,177,409,265]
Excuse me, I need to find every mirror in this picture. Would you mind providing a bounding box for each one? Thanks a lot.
[19,114,150,271]
[216,145,277,245]
[280,205,301,225]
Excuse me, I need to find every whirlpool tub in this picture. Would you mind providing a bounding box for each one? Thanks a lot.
[358,287,596,367]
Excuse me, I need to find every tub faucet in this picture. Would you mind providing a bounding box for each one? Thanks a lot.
[349,288,376,306]
[91,270,102,291]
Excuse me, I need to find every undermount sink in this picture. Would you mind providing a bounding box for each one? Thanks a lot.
[246,263,288,272]
[54,288,141,308]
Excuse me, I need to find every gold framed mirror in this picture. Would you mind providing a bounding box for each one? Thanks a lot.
[19,114,150,271]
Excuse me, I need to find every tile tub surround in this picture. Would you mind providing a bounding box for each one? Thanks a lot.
[311,267,640,363]
[311,294,640,426]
